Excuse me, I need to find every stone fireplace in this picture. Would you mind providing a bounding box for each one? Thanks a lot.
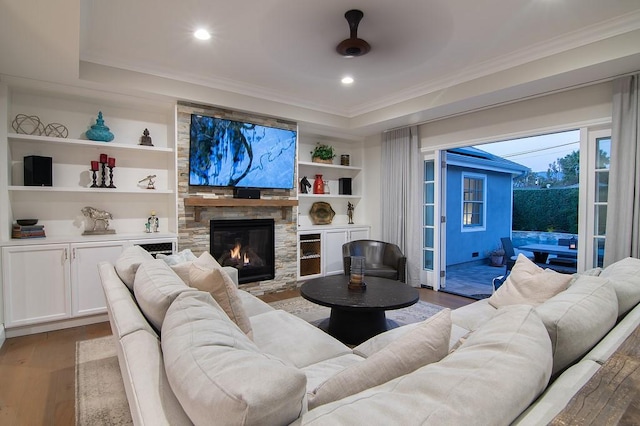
[210,219,275,284]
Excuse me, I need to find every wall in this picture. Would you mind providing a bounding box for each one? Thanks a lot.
[176,102,298,295]
[363,133,382,239]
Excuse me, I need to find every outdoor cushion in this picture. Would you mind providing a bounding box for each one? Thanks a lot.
[488,254,572,308]
[133,260,192,332]
[307,308,452,409]
[115,245,154,290]
[162,291,306,426]
[599,256,640,316]
[301,305,552,425]
[535,275,618,375]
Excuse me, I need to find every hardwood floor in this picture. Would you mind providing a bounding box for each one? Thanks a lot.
[0,287,471,425]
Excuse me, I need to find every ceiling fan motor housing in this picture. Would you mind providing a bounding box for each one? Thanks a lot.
[336,9,371,57]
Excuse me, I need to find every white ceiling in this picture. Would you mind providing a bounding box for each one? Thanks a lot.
[2,0,640,137]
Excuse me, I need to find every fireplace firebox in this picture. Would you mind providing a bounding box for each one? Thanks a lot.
[210,219,275,284]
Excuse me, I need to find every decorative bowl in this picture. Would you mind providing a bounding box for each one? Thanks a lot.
[17,219,38,226]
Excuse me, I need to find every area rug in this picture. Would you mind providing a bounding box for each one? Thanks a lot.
[75,336,133,426]
[268,296,444,326]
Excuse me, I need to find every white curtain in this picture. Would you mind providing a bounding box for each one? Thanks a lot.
[604,73,640,266]
[381,126,422,287]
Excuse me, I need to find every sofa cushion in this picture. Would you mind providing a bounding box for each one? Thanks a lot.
[599,256,640,316]
[133,260,192,332]
[189,257,253,338]
[301,305,552,425]
[301,354,365,395]
[249,310,352,368]
[535,275,618,375]
[115,245,154,290]
[488,254,572,308]
[450,298,497,332]
[307,308,451,409]
[157,248,197,265]
[162,291,306,426]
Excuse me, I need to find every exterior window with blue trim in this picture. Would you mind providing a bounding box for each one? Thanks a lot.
[462,174,485,228]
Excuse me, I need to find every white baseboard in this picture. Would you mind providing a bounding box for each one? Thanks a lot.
[5,314,108,338]
[0,325,5,349]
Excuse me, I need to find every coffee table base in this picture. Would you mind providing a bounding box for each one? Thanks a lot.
[316,308,399,345]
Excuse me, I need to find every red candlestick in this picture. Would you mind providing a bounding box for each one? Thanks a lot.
[108,157,116,167]
[100,153,108,163]
[90,161,99,171]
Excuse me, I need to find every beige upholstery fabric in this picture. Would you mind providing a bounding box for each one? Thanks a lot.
[301,354,365,394]
[237,290,275,317]
[307,309,452,409]
[189,259,253,337]
[162,292,306,426]
[157,249,197,265]
[489,254,572,308]
[133,260,192,331]
[450,298,497,331]
[170,252,223,285]
[585,302,640,363]
[115,245,154,290]
[249,310,352,368]
[599,256,640,316]
[301,305,552,425]
[98,262,157,339]
[535,275,618,375]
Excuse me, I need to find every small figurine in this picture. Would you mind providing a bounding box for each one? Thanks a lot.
[147,211,159,233]
[81,206,115,235]
[300,176,311,194]
[140,128,154,146]
[139,174,157,189]
[347,202,354,224]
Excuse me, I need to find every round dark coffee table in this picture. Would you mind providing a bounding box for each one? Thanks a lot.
[300,275,419,345]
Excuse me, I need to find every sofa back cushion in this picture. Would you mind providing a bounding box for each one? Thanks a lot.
[599,257,640,317]
[115,245,154,290]
[535,275,618,375]
[308,308,451,409]
[488,254,572,308]
[301,305,552,425]
[133,260,192,332]
[162,291,306,426]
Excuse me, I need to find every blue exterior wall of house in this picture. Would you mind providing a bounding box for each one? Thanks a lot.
[446,165,514,266]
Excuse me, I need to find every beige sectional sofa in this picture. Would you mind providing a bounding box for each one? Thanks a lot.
[98,246,640,425]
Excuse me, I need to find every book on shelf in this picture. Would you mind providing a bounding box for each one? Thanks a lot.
[12,224,46,238]
[12,224,45,231]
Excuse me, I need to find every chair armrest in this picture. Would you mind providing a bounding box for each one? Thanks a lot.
[397,257,407,283]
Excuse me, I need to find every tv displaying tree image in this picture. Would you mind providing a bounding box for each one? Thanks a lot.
[189,114,297,189]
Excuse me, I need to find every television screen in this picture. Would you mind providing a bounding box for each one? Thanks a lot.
[189,114,297,189]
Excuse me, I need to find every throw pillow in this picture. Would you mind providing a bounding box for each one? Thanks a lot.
[157,249,197,266]
[170,251,224,286]
[599,257,640,317]
[488,254,572,308]
[189,260,253,338]
[114,245,154,290]
[307,308,452,409]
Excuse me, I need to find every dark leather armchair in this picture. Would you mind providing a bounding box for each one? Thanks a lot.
[342,240,407,283]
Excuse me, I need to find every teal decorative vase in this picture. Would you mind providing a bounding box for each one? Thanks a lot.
[86,111,114,142]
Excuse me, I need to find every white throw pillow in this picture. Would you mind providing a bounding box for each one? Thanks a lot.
[488,254,572,308]
[114,245,154,290]
[599,257,640,317]
[157,249,197,266]
[307,308,452,409]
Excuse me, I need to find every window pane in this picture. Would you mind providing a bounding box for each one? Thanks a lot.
[424,161,434,181]
[423,250,434,270]
[594,238,605,268]
[596,138,611,170]
[424,205,434,226]
[424,227,434,247]
[595,205,607,236]
[425,182,434,203]
[595,171,609,203]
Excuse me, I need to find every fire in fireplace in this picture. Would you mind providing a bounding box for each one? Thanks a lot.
[210,219,275,284]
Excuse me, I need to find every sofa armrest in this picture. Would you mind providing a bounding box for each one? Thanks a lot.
[222,266,239,287]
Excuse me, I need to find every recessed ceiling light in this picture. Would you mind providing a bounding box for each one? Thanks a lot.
[194,28,211,40]
[341,76,354,85]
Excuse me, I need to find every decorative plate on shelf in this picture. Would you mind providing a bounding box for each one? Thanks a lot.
[309,202,335,225]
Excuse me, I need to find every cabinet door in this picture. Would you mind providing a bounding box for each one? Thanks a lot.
[70,241,126,317]
[2,244,71,328]
[348,227,370,242]
[324,230,348,276]
[298,233,322,279]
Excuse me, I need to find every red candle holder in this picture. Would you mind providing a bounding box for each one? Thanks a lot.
[100,153,108,163]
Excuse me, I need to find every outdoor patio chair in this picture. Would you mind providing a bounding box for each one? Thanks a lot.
[342,240,407,283]
[548,238,578,268]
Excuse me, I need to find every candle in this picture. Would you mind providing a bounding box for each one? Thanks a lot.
[108,157,116,167]
[90,161,99,171]
[100,153,107,163]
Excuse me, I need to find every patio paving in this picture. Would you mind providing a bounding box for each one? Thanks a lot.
[441,262,506,300]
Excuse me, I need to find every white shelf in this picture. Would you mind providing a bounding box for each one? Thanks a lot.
[298,161,361,172]
[8,133,173,153]
[299,193,361,200]
[8,186,173,194]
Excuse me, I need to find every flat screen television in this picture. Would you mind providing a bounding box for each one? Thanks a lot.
[189,114,297,189]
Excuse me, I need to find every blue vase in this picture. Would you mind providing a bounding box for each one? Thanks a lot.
[86,111,114,142]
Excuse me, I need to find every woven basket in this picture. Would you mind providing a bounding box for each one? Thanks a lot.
[312,157,333,164]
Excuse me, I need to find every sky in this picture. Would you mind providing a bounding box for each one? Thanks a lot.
[473,130,580,172]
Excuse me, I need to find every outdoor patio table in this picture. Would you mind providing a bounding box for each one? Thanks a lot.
[518,243,578,264]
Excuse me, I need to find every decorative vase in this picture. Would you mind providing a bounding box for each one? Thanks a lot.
[86,111,114,142]
[313,174,324,194]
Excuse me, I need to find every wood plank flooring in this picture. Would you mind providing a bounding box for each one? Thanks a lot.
[0,288,470,425]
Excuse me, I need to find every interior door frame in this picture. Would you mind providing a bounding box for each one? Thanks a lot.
[420,151,445,290]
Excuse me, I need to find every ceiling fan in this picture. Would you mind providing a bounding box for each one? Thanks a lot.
[336,9,371,57]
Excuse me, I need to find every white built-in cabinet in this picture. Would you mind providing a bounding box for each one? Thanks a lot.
[297,226,370,279]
